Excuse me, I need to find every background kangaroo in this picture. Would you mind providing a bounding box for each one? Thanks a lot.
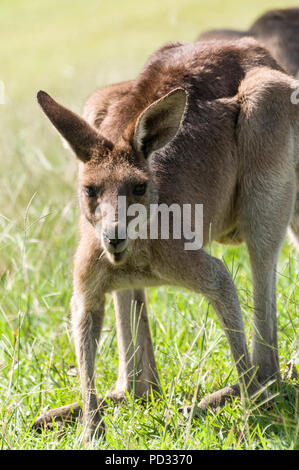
[35,38,299,441]
[198,7,299,77]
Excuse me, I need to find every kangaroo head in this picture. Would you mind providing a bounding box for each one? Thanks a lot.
[37,88,187,264]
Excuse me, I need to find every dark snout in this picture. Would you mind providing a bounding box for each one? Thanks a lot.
[102,232,128,253]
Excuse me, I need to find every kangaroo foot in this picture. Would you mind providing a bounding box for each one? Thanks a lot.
[179,384,240,417]
[32,397,107,432]
[105,389,127,402]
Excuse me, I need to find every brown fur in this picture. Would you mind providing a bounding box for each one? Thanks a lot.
[198,8,299,76]
[37,38,299,442]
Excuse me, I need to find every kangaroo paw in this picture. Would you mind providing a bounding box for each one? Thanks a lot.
[33,397,107,431]
[179,384,240,417]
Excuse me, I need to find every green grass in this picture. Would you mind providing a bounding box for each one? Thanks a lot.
[0,0,298,450]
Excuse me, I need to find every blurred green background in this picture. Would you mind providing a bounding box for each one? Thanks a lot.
[2,0,299,104]
[0,0,298,450]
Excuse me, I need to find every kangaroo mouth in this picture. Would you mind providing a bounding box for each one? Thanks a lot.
[113,251,125,262]
[100,232,129,265]
[107,248,128,265]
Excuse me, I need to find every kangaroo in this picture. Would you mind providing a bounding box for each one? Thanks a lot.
[198,8,299,77]
[35,38,299,441]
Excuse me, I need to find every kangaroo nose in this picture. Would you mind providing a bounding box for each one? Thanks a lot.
[109,238,126,247]
[103,232,127,252]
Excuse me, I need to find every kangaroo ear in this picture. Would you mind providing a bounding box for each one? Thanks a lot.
[133,88,187,158]
[37,91,112,162]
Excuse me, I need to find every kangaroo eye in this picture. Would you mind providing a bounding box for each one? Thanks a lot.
[83,186,97,198]
[133,183,147,196]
